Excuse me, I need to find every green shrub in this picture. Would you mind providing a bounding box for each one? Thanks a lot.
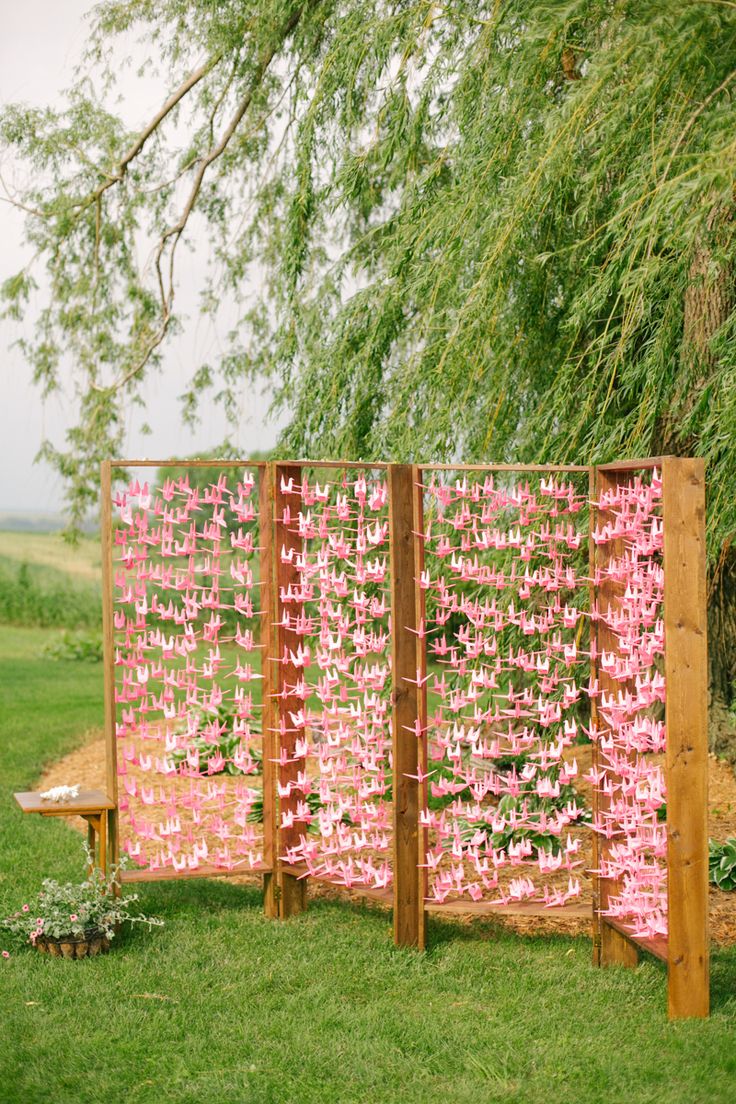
[41,630,103,663]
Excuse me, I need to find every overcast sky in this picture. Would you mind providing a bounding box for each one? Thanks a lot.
[0,0,282,515]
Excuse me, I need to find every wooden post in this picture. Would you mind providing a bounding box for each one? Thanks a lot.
[662,457,709,1019]
[274,463,307,918]
[414,467,429,947]
[589,465,603,965]
[100,461,120,880]
[389,464,425,948]
[592,467,639,969]
[259,463,280,918]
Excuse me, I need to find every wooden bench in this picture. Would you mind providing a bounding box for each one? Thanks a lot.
[14,790,116,875]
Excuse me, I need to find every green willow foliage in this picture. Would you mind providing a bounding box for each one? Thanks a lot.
[2,0,736,569]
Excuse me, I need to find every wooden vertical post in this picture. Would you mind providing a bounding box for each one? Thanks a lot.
[389,464,425,949]
[592,467,639,969]
[413,467,428,947]
[274,463,307,919]
[589,465,603,965]
[663,457,709,1019]
[259,463,280,918]
[100,461,119,879]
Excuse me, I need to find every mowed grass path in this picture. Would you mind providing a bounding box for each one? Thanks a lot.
[1,628,736,1104]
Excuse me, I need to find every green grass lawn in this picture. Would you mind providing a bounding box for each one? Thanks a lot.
[1,627,736,1104]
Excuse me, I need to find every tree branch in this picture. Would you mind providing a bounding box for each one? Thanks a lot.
[80,54,222,209]
[100,4,310,394]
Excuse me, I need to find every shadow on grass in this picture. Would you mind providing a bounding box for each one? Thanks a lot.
[133,874,265,916]
[305,892,393,932]
[710,947,736,1013]
[424,910,594,960]
[117,874,736,1018]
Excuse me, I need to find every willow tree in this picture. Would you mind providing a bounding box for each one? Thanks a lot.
[3,0,736,716]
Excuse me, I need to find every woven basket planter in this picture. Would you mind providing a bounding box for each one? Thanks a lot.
[35,931,110,959]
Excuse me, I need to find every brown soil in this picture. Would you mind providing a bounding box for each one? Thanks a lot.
[38,733,736,945]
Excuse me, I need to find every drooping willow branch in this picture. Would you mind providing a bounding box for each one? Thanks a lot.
[76,54,222,215]
[94,3,310,394]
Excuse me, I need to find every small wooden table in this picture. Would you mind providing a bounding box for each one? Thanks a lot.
[14,790,116,875]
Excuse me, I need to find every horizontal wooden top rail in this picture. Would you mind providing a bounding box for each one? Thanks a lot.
[107,459,269,469]
[106,458,673,474]
[107,458,391,471]
[417,462,591,474]
[275,459,389,470]
[595,456,671,472]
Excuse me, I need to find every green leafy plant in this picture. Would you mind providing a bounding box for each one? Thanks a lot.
[1,846,163,948]
[169,704,263,776]
[41,629,103,662]
[169,732,259,776]
[709,838,736,892]
[247,790,365,830]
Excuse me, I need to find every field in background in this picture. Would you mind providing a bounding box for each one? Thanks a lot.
[0,531,101,583]
[0,531,101,630]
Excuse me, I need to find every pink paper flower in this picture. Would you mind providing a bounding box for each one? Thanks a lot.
[2,950,9,959]
[69,913,78,922]
[22,904,29,912]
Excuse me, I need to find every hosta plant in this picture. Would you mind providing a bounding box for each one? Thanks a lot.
[170,705,262,776]
[709,838,736,892]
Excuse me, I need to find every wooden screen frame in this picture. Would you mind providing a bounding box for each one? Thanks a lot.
[101,459,277,898]
[400,459,708,1019]
[591,457,709,1019]
[271,461,392,918]
[101,456,709,1018]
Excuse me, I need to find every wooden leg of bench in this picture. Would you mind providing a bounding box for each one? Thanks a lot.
[99,812,107,877]
[87,819,96,876]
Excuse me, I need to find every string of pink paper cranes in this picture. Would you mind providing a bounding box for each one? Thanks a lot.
[110,464,666,940]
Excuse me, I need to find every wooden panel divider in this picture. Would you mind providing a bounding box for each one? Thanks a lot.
[259,463,280,917]
[98,456,711,1018]
[273,463,308,919]
[662,457,709,1018]
[389,464,425,948]
[100,460,120,881]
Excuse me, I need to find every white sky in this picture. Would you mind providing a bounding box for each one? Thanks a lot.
[0,0,283,514]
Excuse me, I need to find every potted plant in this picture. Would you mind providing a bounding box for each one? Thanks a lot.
[1,847,163,959]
